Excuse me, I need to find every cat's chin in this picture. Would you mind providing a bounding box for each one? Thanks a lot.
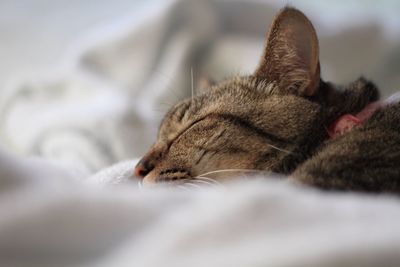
[141,172,159,186]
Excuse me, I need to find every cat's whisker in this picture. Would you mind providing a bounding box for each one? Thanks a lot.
[191,66,194,102]
[173,178,192,185]
[192,180,213,186]
[181,181,203,189]
[192,178,217,186]
[177,184,192,191]
[197,169,267,178]
[265,143,293,154]
[193,176,221,185]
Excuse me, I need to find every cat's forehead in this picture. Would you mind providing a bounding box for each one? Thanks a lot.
[177,76,277,118]
[197,76,277,111]
[216,76,277,97]
[158,76,278,139]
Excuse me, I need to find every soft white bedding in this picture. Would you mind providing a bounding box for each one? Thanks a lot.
[1,147,400,267]
[1,0,400,266]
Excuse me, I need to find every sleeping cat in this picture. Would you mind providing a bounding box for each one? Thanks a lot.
[134,7,400,193]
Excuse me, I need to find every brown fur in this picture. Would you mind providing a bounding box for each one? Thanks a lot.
[135,7,400,193]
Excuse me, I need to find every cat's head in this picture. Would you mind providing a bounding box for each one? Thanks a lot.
[134,7,378,185]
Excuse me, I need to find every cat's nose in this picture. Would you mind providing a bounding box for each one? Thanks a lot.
[134,159,154,179]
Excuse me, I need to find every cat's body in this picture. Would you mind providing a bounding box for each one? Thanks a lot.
[134,7,400,193]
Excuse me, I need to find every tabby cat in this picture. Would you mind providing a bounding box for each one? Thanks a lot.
[134,7,400,193]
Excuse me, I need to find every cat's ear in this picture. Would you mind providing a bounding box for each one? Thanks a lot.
[255,7,320,96]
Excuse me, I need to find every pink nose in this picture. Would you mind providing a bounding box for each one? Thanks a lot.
[134,159,154,179]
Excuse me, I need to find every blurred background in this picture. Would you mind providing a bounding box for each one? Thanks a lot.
[0,0,399,175]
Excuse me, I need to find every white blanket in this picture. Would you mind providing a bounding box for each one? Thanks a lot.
[1,0,400,266]
[1,147,400,267]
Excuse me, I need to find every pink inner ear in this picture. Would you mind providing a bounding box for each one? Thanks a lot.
[328,101,382,139]
[328,115,361,138]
